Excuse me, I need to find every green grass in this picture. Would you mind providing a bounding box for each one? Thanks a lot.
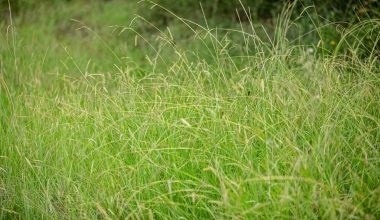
[1,1,379,219]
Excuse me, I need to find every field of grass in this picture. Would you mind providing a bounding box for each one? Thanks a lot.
[1,1,379,219]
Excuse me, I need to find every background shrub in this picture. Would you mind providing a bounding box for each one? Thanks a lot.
[0,0,72,18]
[139,0,379,26]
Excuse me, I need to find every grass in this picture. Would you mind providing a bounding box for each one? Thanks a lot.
[1,1,379,219]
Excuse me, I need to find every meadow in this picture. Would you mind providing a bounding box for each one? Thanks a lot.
[0,0,379,219]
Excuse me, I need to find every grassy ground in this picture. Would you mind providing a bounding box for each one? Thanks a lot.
[1,1,379,219]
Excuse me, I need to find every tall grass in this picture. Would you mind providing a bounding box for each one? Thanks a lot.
[0,1,379,219]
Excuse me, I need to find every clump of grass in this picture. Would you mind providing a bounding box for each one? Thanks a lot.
[1,1,379,219]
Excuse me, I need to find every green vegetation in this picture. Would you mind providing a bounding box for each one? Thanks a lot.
[1,0,379,219]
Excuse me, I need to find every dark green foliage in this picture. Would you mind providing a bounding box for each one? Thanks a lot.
[136,0,379,59]
[139,0,283,26]
[0,0,72,18]
[3,0,378,24]
[139,0,379,26]
[309,0,380,21]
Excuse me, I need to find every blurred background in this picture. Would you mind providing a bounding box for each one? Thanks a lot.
[2,0,379,21]
[0,0,379,83]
